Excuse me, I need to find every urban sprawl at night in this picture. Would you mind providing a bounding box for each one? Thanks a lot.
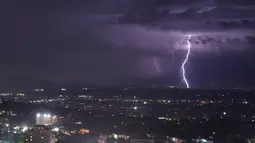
[0,87,255,143]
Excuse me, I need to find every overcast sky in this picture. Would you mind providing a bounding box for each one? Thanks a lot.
[1,0,255,89]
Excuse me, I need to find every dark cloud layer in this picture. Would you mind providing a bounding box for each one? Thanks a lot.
[0,0,255,89]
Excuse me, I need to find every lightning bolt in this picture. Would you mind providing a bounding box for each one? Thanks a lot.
[153,57,160,73]
[172,36,187,64]
[181,35,191,88]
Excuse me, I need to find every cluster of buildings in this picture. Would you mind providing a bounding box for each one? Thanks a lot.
[0,88,255,142]
[24,112,59,143]
[0,111,60,143]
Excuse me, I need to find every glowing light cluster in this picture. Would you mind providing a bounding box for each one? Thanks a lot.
[37,113,51,118]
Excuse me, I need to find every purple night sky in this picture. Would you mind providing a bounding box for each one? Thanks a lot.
[1,0,255,89]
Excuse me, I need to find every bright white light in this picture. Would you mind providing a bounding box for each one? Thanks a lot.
[113,134,118,139]
[36,113,41,117]
[6,124,9,127]
[53,127,59,132]
[171,137,177,142]
[43,114,47,117]
[13,126,20,130]
[46,114,51,118]
[133,107,138,110]
[223,112,226,115]
[181,35,191,88]
[22,126,28,132]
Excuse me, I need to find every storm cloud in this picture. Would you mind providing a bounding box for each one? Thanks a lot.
[1,0,255,89]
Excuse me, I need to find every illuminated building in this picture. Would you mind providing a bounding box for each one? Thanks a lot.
[36,113,57,125]
[25,125,57,143]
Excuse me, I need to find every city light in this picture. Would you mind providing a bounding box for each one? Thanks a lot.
[46,114,51,118]
[36,113,41,117]
[22,126,28,132]
[13,126,20,130]
[113,134,118,139]
[53,127,59,132]
[38,113,51,118]
[36,112,56,125]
